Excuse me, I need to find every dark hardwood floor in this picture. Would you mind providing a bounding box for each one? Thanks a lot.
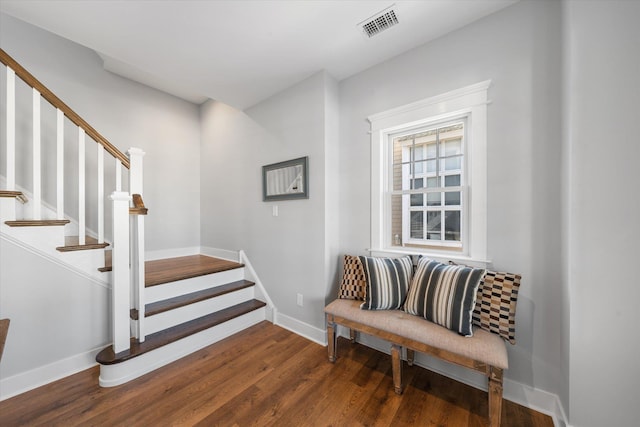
[0,322,553,426]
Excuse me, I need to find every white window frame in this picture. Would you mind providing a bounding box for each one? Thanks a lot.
[396,120,466,248]
[367,81,490,263]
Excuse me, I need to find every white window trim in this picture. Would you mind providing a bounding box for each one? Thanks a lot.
[367,80,490,263]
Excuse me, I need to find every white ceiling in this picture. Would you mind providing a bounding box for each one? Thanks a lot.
[0,0,518,109]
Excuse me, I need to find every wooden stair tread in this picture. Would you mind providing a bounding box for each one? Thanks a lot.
[4,219,70,227]
[98,250,112,272]
[0,190,28,203]
[96,299,266,365]
[145,255,244,287]
[56,236,110,252]
[130,280,255,320]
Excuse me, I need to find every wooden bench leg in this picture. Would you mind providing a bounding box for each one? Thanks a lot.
[349,328,357,343]
[327,320,337,363]
[406,348,415,366]
[488,367,503,427]
[391,344,403,394]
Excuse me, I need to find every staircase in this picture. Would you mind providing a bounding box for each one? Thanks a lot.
[96,254,267,386]
[0,48,272,388]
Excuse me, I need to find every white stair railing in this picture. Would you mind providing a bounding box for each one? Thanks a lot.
[1,48,145,355]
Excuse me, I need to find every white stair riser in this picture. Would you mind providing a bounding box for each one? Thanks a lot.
[1,223,65,248]
[145,268,245,303]
[144,287,255,335]
[0,198,18,221]
[99,307,266,387]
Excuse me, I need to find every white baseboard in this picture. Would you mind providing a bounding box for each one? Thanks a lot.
[0,346,102,401]
[145,246,201,261]
[200,246,240,262]
[275,312,326,346]
[335,328,568,427]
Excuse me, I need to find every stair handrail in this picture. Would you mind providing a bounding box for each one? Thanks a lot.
[0,48,130,169]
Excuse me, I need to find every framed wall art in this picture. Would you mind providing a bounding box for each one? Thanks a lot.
[262,156,308,201]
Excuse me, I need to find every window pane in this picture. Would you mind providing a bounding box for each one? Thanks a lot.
[391,195,403,246]
[427,159,437,173]
[427,211,441,240]
[444,139,462,156]
[415,160,426,174]
[392,162,405,191]
[427,211,441,232]
[410,178,423,206]
[426,142,437,159]
[427,192,441,206]
[444,174,460,187]
[411,211,424,239]
[427,176,439,188]
[413,145,425,161]
[443,156,461,171]
[445,191,460,206]
[445,211,461,241]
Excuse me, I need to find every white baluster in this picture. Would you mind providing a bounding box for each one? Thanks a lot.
[56,109,64,220]
[32,88,41,219]
[97,146,104,244]
[6,67,15,190]
[78,128,86,245]
[111,191,131,354]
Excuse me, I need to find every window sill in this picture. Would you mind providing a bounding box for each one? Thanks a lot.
[367,247,491,267]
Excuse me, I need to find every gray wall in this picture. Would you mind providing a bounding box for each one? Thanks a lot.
[200,71,340,330]
[0,13,202,252]
[338,0,565,399]
[565,1,640,426]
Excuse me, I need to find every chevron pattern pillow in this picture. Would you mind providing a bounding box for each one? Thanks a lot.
[358,256,413,310]
[337,255,367,300]
[405,258,485,337]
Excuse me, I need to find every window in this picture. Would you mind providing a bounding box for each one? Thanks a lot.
[368,81,490,262]
[392,121,465,250]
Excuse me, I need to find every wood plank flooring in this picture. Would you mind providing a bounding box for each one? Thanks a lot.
[0,322,554,426]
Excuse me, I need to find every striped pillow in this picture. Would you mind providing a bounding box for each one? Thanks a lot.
[359,256,413,310]
[337,255,367,300]
[405,258,485,336]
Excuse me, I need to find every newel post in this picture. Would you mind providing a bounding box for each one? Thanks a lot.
[111,191,132,354]
[128,148,146,341]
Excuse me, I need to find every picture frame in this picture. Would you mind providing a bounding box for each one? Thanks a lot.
[262,156,309,201]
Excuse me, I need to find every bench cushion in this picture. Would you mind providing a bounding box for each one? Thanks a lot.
[325,298,508,369]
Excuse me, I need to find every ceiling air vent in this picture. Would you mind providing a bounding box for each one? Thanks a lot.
[359,5,399,38]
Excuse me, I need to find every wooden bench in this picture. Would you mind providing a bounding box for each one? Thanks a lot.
[325,299,508,427]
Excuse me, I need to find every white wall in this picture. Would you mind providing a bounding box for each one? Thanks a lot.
[200,71,339,332]
[0,236,110,399]
[338,0,565,406]
[0,13,202,251]
[565,1,640,426]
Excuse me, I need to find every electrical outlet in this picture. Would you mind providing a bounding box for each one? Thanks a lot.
[296,293,303,307]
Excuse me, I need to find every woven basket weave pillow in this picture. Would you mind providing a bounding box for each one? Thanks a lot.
[473,270,521,344]
[337,255,367,300]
